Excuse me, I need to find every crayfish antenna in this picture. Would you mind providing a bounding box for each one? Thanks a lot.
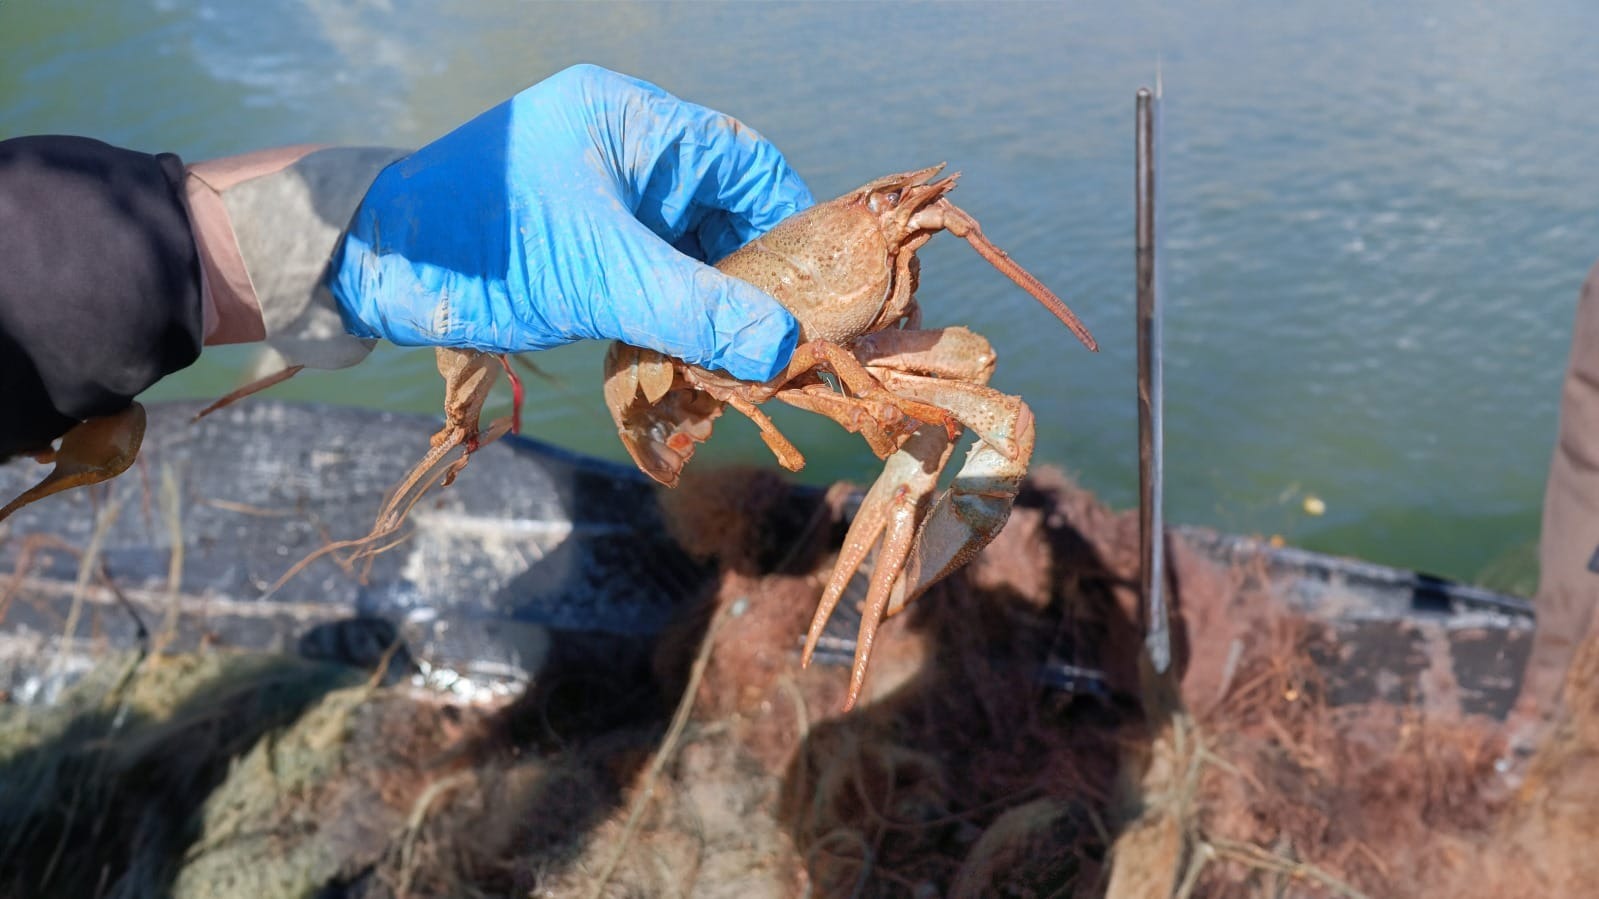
[192,365,306,423]
[935,199,1098,352]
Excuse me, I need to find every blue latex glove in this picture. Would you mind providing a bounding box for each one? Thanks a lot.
[327,65,814,382]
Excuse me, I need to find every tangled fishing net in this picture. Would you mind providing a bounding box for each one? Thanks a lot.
[0,467,1592,897]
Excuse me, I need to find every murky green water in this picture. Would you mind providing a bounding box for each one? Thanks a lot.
[6,1,1596,589]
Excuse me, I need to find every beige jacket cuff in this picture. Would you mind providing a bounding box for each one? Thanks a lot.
[182,144,404,371]
[183,145,327,346]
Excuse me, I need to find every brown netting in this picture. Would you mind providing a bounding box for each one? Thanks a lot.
[0,467,1591,898]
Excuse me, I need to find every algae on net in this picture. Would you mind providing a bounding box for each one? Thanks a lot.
[0,651,364,899]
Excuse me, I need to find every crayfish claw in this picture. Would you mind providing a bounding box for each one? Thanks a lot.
[0,403,146,526]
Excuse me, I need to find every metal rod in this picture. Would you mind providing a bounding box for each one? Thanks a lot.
[1136,86,1169,674]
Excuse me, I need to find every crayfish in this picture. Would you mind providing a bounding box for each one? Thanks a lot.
[605,164,1097,709]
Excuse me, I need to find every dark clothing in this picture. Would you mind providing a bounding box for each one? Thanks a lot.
[0,136,203,458]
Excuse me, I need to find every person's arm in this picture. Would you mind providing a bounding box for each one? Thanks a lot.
[1,65,813,464]
[0,135,203,459]
[0,137,399,460]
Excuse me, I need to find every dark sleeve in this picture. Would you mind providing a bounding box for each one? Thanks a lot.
[0,135,203,459]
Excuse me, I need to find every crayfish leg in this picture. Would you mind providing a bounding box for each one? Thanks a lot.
[725,395,806,472]
[802,427,956,710]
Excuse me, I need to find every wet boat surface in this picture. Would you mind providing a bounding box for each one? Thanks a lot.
[0,402,1533,716]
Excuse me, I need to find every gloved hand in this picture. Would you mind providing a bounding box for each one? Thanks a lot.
[327,64,814,382]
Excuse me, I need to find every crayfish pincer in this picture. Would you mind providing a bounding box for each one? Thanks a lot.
[604,164,1097,710]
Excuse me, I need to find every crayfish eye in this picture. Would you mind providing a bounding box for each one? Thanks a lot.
[868,189,903,214]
